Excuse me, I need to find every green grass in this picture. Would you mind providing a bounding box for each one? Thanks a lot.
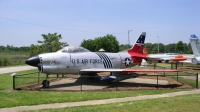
[0,51,29,67]
[15,72,58,88]
[0,65,198,109]
[0,69,39,91]
[0,69,60,90]
[0,69,187,108]
[0,90,186,108]
[155,63,172,68]
[171,76,200,87]
[28,94,200,112]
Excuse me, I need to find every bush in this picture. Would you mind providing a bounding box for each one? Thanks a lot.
[0,58,2,66]
[1,57,11,66]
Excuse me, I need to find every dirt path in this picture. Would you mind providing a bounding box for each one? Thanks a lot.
[0,66,36,74]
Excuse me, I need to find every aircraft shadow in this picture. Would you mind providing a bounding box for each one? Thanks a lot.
[39,76,182,89]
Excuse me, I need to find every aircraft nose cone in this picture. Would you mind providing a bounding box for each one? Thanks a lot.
[25,56,40,67]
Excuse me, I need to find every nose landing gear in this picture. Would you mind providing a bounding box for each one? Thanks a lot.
[42,74,50,88]
[42,80,50,88]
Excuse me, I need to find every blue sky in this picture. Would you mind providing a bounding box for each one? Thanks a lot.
[0,0,200,47]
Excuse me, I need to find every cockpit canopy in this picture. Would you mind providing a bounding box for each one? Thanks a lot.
[57,46,90,53]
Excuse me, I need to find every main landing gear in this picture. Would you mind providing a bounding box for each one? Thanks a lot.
[42,74,50,88]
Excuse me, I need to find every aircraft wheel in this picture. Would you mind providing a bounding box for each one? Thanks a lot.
[158,60,162,63]
[165,60,169,63]
[42,80,50,88]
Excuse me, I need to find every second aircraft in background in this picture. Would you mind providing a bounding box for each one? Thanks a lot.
[144,48,187,63]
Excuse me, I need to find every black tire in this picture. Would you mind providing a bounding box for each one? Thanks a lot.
[42,80,50,88]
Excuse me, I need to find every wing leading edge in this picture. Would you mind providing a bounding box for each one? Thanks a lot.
[80,68,180,73]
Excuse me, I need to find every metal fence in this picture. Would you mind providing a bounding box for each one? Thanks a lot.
[11,72,64,90]
[11,71,199,91]
[11,62,199,91]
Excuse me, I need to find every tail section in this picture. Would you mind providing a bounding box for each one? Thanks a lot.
[127,32,146,64]
[190,34,200,57]
[128,32,146,53]
[143,47,149,57]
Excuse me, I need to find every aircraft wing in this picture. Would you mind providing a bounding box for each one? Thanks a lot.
[80,68,180,73]
[80,68,179,81]
[145,57,162,61]
[179,60,192,63]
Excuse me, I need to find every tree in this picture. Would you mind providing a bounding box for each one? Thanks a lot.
[80,34,119,52]
[186,43,193,54]
[159,43,165,53]
[144,43,153,53]
[80,39,96,51]
[152,45,158,54]
[165,43,176,53]
[176,41,185,53]
[29,33,68,56]
[38,33,68,52]
[99,34,119,52]
[29,44,40,56]
[119,44,129,51]
[0,46,5,52]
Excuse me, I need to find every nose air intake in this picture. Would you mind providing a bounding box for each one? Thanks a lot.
[25,55,40,67]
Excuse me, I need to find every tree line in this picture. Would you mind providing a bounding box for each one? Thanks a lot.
[0,33,193,55]
[0,45,30,52]
[144,41,192,54]
[0,33,194,67]
[79,35,192,54]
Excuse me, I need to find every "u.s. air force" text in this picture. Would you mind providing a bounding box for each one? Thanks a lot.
[71,59,103,64]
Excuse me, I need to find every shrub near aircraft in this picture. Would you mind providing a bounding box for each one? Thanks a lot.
[25,32,179,87]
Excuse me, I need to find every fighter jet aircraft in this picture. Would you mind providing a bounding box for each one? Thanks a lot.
[143,48,187,63]
[190,34,200,64]
[25,32,179,87]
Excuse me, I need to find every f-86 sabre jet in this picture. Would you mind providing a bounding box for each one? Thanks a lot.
[25,32,179,87]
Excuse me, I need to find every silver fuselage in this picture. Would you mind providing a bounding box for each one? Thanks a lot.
[39,51,134,74]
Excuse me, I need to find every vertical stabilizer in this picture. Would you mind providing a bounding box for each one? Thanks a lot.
[190,34,200,57]
[128,32,146,54]
[127,32,146,64]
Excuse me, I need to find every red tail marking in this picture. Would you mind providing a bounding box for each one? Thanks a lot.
[127,32,146,64]
[128,44,145,64]
[143,48,149,57]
